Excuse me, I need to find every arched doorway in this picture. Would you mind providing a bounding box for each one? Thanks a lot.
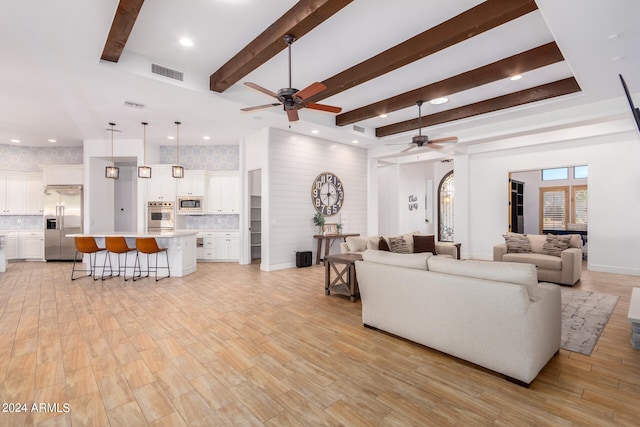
[438,171,454,242]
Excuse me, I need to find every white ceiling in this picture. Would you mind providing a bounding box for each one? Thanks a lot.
[1,0,639,152]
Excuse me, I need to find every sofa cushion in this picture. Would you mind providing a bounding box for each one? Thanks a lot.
[427,257,539,301]
[503,234,531,253]
[361,249,431,270]
[502,252,562,271]
[366,238,379,250]
[388,236,410,254]
[345,236,368,253]
[379,237,391,251]
[413,235,437,254]
[528,234,547,253]
[542,234,572,257]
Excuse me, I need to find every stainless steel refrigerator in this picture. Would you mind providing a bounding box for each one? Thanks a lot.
[44,185,83,261]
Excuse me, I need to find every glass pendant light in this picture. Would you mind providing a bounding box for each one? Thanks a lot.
[138,122,152,178]
[105,122,119,179]
[172,121,184,178]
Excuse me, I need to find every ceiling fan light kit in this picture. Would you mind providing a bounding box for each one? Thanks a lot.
[240,34,342,122]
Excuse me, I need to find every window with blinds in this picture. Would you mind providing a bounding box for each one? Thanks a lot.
[572,185,588,224]
[540,187,569,230]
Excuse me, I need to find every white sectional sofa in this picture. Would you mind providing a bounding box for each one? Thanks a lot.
[340,231,460,259]
[355,250,561,385]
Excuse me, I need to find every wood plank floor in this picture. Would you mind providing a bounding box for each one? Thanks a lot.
[0,260,639,426]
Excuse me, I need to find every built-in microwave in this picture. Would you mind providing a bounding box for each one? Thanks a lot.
[177,196,204,214]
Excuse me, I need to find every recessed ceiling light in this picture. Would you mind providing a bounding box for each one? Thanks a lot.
[167,136,175,140]
[352,140,359,144]
[429,97,448,105]
[510,75,523,81]
[10,139,21,143]
[311,130,319,134]
[203,136,210,140]
[47,139,57,143]
[379,114,387,118]
[179,38,194,47]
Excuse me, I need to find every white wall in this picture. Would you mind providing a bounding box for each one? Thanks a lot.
[458,131,640,275]
[264,128,368,271]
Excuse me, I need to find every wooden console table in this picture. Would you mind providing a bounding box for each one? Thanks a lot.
[324,253,363,302]
[313,233,359,265]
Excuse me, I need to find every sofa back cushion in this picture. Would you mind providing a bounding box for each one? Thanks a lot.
[345,236,367,252]
[427,257,539,301]
[527,234,547,253]
[362,249,431,270]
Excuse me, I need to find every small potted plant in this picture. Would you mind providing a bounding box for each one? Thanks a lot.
[336,223,343,234]
[313,212,325,235]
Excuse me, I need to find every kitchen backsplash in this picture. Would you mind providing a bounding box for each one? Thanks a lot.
[183,214,239,229]
[0,216,43,230]
[159,145,239,171]
[0,144,83,172]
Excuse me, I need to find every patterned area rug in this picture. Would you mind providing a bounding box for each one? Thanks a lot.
[561,289,619,356]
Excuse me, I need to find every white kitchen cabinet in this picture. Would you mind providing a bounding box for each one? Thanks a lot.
[0,172,28,215]
[27,173,44,214]
[147,165,176,201]
[214,231,239,260]
[177,170,206,197]
[4,232,20,260]
[20,231,44,260]
[207,172,240,214]
[200,231,216,260]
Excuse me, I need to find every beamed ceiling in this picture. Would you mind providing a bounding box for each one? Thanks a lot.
[1,0,639,154]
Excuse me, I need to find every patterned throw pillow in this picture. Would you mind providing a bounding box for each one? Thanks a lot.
[388,236,410,254]
[541,234,572,257]
[503,234,531,253]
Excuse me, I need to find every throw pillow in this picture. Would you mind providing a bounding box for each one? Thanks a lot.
[541,234,572,257]
[378,237,391,252]
[413,235,437,254]
[503,234,531,253]
[388,236,410,254]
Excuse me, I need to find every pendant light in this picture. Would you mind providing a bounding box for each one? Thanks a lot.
[138,122,152,178]
[172,121,184,178]
[105,122,119,179]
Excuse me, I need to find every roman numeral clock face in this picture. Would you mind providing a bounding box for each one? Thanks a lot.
[311,172,344,216]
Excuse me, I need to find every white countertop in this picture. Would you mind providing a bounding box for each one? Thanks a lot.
[67,230,198,238]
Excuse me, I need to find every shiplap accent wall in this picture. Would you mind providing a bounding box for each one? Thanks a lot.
[267,128,368,270]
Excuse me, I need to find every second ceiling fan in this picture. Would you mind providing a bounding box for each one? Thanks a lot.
[241,34,342,122]
[400,100,458,152]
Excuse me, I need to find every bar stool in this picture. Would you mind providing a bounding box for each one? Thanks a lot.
[133,238,170,281]
[71,236,112,281]
[102,236,137,281]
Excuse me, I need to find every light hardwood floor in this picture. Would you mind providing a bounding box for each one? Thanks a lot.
[0,259,639,426]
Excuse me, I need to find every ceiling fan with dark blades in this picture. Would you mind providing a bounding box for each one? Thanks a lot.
[241,34,342,122]
[397,100,458,152]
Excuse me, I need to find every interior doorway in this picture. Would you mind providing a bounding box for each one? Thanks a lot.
[114,163,137,232]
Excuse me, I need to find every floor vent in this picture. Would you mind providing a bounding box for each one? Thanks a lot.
[151,63,184,82]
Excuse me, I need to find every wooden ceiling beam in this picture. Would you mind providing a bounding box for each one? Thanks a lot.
[375,78,581,137]
[209,0,353,93]
[336,42,564,126]
[307,0,538,103]
[100,0,145,63]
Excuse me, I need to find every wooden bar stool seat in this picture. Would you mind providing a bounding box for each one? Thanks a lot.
[133,238,170,281]
[103,236,137,281]
[72,236,112,281]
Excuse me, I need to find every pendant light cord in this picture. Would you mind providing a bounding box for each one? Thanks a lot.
[142,122,147,164]
[109,122,116,166]
[175,121,181,165]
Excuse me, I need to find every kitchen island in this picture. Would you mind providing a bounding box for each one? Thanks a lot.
[67,230,197,277]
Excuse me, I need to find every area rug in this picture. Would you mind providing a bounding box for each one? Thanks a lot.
[561,289,619,355]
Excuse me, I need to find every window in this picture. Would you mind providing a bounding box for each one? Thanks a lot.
[572,185,588,224]
[574,165,588,179]
[438,171,454,242]
[540,186,568,231]
[542,167,568,181]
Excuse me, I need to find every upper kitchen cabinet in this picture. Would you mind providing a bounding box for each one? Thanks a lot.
[0,172,28,215]
[176,170,206,197]
[147,165,176,201]
[27,173,44,215]
[207,172,240,214]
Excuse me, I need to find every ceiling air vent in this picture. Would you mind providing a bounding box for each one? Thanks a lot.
[352,125,366,134]
[151,63,184,82]
[124,101,145,109]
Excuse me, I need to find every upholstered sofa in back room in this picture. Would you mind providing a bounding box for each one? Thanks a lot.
[493,233,582,286]
[340,231,460,259]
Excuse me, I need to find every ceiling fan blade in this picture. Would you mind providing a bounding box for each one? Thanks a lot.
[244,82,278,98]
[305,102,342,113]
[286,109,300,122]
[294,82,326,100]
[427,143,444,149]
[430,136,458,144]
[401,145,416,152]
[240,103,281,112]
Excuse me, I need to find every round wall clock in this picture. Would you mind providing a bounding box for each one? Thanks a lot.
[311,172,344,216]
